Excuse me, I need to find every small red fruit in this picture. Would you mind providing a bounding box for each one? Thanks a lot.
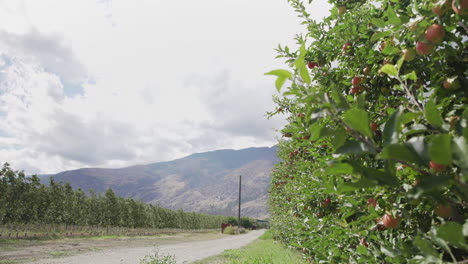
[283,133,292,138]
[367,198,377,208]
[416,41,434,55]
[429,161,446,171]
[432,0,449,15]
[352,77,362,87]
[370,122,378,131]
[325,198,331,204]
[374,129,382,138]
[345,127,352,133]
[425,24,445,44]
[379,41,386,51]
[360,238,369,247]
[443,77,461,90]
[363,66,371,75]
[337,6,347,15]
[342,42,351,55]
[382,214,400,229]
[307,62,319,69]
[434,204,453,218]
[303,135,310,140]
[452,0,468,16]
[350,87,360,95]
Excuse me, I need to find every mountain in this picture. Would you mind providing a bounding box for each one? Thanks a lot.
[44,146,279,219]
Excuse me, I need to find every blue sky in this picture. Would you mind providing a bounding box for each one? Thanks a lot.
[0,0,330,174]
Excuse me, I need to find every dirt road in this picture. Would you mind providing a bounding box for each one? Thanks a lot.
[4,229,265,264]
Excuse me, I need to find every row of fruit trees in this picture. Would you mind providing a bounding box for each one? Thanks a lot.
[267,0,467,262]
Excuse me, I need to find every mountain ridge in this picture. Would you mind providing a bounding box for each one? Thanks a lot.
[44,146,278,219]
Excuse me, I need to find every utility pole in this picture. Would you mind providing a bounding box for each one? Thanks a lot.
[238,175,242,229]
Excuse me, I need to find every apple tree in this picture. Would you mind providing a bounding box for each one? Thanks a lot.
[267,0,467,262]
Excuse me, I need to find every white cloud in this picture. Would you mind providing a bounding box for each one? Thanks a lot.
[0,0,330,174]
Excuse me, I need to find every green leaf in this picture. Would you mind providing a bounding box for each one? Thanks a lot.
[371,18,386,28]
[342,108,373,138]
[396,55,405,70]
[383,107,403,146]
[405,136,430,166]
[429,134,452,165]
[379,64,398,77]
[308,122,323,141]
[452,136,468,179]
[382,46,400,56]
[381,245,397,258]
[437,222,468,250]
[325,163,355,175]
[378,144,419,164]
[331,128,347,149]
[362,167,399,186]
[330,86,350,110]
[463,220,468,237]
[410,174,452,199]
[300,64,311,84]
[425,100,444,127]
[336,140,376,154]
[386,5,402,26]
[370,30,391,41]
[265,69,292,92]
[400,112,421,125]
[463,108,468,141]
[356,245,368,255]
[414,236,438,257]
[294,43,306,70]
[401,71,417,81]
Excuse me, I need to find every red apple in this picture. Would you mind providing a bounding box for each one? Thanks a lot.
[434,204,453,218]
[307,62,319,69]
[360,238,369,247]
[416,41,434,55]
[402,48,416,61]
[363,66,371,75]
[382,214,400,229]
[350,87,361,94]
[425,24,445,44]
[429,161,446,171]
[352,77,362,87]
[432,0,449,15]
[443,77,461,90]
[374,129,382,138]
[367,198,377,208]
[452,0,468,16]
[342,42,352,55]
[337,6,346,15]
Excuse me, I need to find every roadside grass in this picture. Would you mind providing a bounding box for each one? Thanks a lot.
[0,260,20,264]
[193,230,307,264]
[48,250,77,258]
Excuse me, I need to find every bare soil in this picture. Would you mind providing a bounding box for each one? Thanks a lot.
[0,229,265,264]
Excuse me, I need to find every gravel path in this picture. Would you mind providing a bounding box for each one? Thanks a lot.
[33,229,265,264]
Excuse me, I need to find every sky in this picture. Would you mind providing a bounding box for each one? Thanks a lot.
[0,0,331,174]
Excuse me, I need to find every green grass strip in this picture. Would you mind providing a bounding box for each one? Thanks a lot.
[194,231,307,264]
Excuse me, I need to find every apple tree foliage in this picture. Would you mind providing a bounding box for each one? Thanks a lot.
[267,0,467,262]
